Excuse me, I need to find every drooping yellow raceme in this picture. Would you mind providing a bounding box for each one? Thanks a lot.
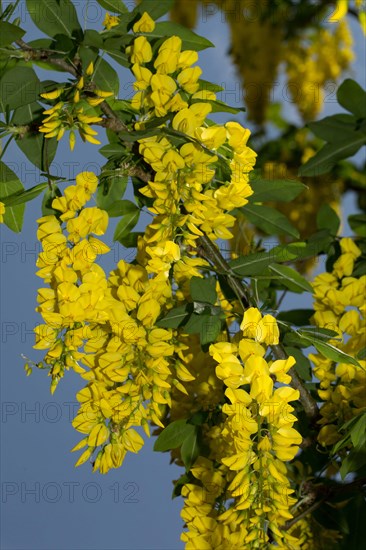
[39,61,114,149]
[127,33,256,267]
[33,168,198,473]
[178,308,302,549]
[310,238,366,446]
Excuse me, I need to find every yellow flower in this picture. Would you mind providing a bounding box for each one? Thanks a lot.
[133,11,155,33]
[177,66,202,93]
[0,201,5,223]
[103,13,120,30]
[130,36,153,64]
[85,61,94,76]
[40,88,63,100]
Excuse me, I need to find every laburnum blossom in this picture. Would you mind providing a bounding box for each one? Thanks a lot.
[33,170,198,473]
[310,238,366,447]
[178,309,302,548]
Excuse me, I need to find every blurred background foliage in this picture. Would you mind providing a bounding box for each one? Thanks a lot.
[169,0,366,269]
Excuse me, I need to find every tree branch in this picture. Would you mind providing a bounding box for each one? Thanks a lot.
[16,39,78,76]
[284,477,366,531]
[196,234,319,419]
[15,39,129,132]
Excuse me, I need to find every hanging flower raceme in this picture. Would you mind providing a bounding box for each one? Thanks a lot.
[39,62,113,149]
[32,167,199,473]
[178,308,302,549]
[310,238,366,447]
[126,30,256,268]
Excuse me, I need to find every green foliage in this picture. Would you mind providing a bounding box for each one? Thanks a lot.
[26,0,82,39]
[154,419,196,452]
[241,203,300,238]
[0,21,25,46]
[190,276,217,305]
[300,79,366,176]
[269,264,313,293]
[0,161,25,231]
[249,178,307,202]
[96,0,127,14]
[1,3,365,546]
[317,204,340,235]
[0,66,40,111]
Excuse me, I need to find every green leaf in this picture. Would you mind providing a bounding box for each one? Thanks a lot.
[284,346,312,381]
[242,204,300,238]
[117,231,143,248]
[339,493,366,548]
[337,79,366,119]
[348,214,366,237]
[309,338,361,367]
[307,114,358,142]
[156,305,191,329]
[306,230,333,256]
[1,182,48,207]
[96,0,127,14]
[102,38,129,67]
[299,327,341,341]
[83,29,103,49]
[0,21,25,46]
[26,0,82,39]
[200,316,222,346]
[269,264,313,293]
[249,179,307,202]
[113,208,140,242]
[16,134,58,171]
[198,80,224,93]
[350,414,366,448]
[92,57,119,94]
[229,245,299,277]
[190,276,217,305]
[146,22,214,51]
[105,199,137,217]
[99,142,125,159]
[183,313,206,335]
[357,347,366,361]
[132,0,175,21]
[299,136,366,176]
[200,99,244,114]
[0,66,40,111]
[0,161,25,232]
[340,444,366,479]
[181,429,199,470]
[96,173,128,210]
[154,419,195,452]
[277,309,314,326]
[317,204,340,235]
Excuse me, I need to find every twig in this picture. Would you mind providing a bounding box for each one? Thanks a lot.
[196,234,319,419]
[284,477,366,530]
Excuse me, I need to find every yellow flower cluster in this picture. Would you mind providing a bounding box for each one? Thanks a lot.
[103,12,120,30]
[310,238,366,446]
[34,171,197,473]
[285,20,354,120]
[0,201,5,223]
[126,30,256,261]
[180,308,302,548]
[39,62,113,150]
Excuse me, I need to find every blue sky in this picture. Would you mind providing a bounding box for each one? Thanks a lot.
[1,3,365,549]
